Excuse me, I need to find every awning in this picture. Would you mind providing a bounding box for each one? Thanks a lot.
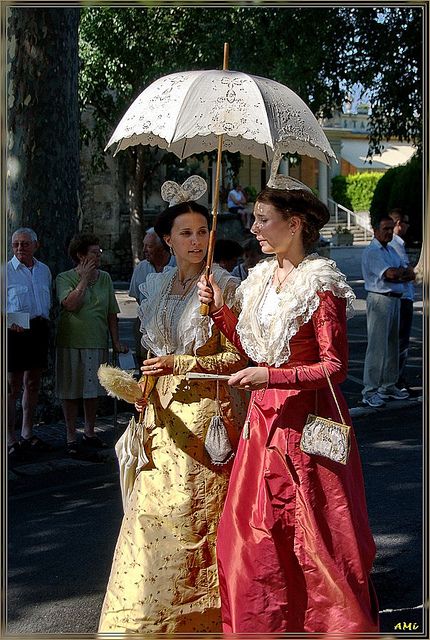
[341,139,416,170]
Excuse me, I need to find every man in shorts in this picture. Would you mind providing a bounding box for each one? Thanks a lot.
[7,227,52,458]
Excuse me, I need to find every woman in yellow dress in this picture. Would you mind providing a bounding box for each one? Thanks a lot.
[98,177,247,633]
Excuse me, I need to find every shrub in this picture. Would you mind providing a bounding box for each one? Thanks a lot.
[244,185,258,202]
[332,172,384,211]
[370,154,422,244]
[331,176,351,209]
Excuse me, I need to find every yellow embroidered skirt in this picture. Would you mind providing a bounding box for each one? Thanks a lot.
[98,376,241,633]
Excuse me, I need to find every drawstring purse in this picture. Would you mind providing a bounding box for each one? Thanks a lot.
[204,378,235,465]
[185,372,235,465]
[300,364,351,465]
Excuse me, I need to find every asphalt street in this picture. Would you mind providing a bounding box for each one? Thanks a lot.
[6,246,426,636]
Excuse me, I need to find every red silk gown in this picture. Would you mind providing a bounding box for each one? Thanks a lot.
[211,290,379,633]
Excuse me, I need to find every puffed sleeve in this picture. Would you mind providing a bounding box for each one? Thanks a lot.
[173,332,247,375]
[267,290,348,389]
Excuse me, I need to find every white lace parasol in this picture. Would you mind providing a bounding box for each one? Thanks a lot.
[106,69,336,165]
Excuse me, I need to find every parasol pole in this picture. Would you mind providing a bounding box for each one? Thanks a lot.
[200,42,229,316]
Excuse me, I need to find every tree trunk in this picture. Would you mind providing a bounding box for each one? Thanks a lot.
[128,147,145,265]
[7,7,80,276]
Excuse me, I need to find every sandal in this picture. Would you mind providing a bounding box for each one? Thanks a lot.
[66,441,79,457]
[82,434,108,449]
[20,435,53,452]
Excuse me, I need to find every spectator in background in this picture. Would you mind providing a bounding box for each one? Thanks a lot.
[388,208,417,394]
[55,233,128,457]
[129,228,175,303]
[361,216,415,408]
[214,238,244,273]
[7,227,52,458]
[228,184,251,229]
[129,228,175,365]
[231,237,264,281]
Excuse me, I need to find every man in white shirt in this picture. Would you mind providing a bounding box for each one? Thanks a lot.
[129,228,175,303]
[361,216,415,408]
[388,209,416,392]
[7,227,52,457]
[227,184,251,229]
[129,228,175,364]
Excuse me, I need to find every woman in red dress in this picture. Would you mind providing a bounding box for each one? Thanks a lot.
[197,176,379,634]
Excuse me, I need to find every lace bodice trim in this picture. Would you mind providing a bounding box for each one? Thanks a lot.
[235,254,355,367]
[138,264,238,356]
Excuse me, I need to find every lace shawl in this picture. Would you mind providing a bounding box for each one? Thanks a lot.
[138,264,239,356]
[235,254,355,367]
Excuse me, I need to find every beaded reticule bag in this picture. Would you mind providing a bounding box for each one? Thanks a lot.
[300,364,351,465]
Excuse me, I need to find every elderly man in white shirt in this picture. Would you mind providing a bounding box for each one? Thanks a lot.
[129,227,175,364]
[129,228,175,303]
[361,216,416,407]
[7,227,52,457]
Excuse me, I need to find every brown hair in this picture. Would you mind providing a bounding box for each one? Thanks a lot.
[68,233,100,263]
[256,187,330,250]
[154,201,210,251]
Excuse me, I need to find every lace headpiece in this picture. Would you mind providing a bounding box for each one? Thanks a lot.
[267,174,313,193]
[161,175,207,207]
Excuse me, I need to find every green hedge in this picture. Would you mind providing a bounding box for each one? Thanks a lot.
[331,172,384,211]
[370,154,422,244]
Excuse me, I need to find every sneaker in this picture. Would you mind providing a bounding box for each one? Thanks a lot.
[362,393,386,408]
[400,386,421,398]
[378,386,409,400]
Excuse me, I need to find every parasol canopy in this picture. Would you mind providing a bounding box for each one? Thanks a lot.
[106,69,336,165]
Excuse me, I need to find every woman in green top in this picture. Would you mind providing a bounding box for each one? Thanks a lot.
[55,233,127,456]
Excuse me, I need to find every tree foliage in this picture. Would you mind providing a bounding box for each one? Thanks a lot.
[370,155,422,244]
[79,6,422,160]
[78,6,422,261]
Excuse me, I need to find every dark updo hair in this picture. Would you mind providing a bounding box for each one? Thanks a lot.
[154,201,211,250]
[68,233,100,264]
[256,187,330,250]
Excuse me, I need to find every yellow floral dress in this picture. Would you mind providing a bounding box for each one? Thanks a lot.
[98,267,247,633]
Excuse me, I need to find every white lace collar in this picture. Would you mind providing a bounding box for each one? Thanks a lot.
[235,254,355,367]
[138,264,238,356]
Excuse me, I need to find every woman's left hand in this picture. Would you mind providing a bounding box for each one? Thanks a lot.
[141,355,174,377]
[228,367,269,390]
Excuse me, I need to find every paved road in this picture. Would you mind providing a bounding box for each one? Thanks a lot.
[7,402,423,635]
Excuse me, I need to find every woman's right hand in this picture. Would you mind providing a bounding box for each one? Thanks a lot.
[76,256,97,283]
[197,274,224,314]
[134,397,148,413]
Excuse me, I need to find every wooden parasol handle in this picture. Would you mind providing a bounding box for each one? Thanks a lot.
[200,42,230,315]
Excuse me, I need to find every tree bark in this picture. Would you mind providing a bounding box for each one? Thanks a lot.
[7,7,80,276]
[128,147,145,265]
